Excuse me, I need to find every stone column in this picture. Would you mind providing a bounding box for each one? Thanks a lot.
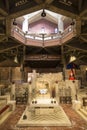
[61,45,66,80]
[20,46,26,82]
[32,70,37,90]
[55,83,59,103]
[58,15,64,33]
[22,17,29,33]
[28,83,32,104]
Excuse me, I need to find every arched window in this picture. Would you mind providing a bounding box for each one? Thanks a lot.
[55,28,58,33]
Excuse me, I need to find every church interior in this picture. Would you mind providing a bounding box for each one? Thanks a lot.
[0,0,87,130]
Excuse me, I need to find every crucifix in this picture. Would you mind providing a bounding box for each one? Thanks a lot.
[39,33,46,47]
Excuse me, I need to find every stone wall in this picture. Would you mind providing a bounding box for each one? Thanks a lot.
[80,65,87,87]
[0,67,10,84]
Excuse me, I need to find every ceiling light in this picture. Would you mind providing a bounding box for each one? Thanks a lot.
[14,55,18,63]
[13,19,17,25]
[70,56,76,62]
[41,9,46,17]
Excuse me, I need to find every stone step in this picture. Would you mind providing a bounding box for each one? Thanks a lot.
[77,108,87,121]
[0,111,12,125]
[0,105,12,125]
[79,108,87,117]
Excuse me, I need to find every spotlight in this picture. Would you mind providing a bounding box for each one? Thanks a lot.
[13,19,17,25]
[69,56,76,62]
[14,55,18,63]
[41,9,46,17]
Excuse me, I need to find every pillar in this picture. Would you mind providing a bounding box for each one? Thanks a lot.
[61,45,66,80]
[28,83,32,104]
[32,70,37,90]
[55,83,59,103]
[22,17,29,33]
[58,15,64,33]
[20,46,26,82]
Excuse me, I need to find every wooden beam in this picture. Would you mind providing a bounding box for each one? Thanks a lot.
[8,3,78,19]
[25,54,60,60]
[0,8,8,16]
[79,36,87,43]
[0,36,7,42]
[8,4,45,18]
[34,0,43,4]
[0,44,22,53]
[81,16,87,20]
[5,0,9,12]
[76,17,81,35]
[78,0,83,11]
[6,18,11,36]
[0,17,5,20]
[45,0,54,4]
[81,33,87,36]
[61,45,66,80]
[66,44,87,52]
[48,5,77,19]
[80,9,87,17]
[78,55,87,59]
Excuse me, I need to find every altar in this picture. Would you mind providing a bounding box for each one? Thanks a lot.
[30,98,58,115]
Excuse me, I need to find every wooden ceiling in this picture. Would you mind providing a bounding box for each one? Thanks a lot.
[0,0,87,69]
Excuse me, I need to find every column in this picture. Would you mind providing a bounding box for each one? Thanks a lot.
[28,83,32,104]
[32,70,37,90]
[58,15,64,33]
[20,46,26,82]
[61,45,66,80]
[22,17,29,33]
[55,83,59,103]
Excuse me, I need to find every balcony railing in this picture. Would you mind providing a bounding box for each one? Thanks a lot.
[11,25,76,47]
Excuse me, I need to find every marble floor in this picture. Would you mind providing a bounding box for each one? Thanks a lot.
[0,104,87,130]
[17,106,71,126]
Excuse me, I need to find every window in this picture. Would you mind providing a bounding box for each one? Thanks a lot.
[55,28,58,33]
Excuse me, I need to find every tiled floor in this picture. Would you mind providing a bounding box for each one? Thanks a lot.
[0,104,87,130]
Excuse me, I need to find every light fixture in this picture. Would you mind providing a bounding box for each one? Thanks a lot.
[70,21,75,26]
[13,19,17,25]
[41,9,46,17]
[69,56,76,62]
[14,55,18,63]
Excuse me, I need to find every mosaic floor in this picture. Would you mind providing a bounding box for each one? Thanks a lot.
[0,104,87,130]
